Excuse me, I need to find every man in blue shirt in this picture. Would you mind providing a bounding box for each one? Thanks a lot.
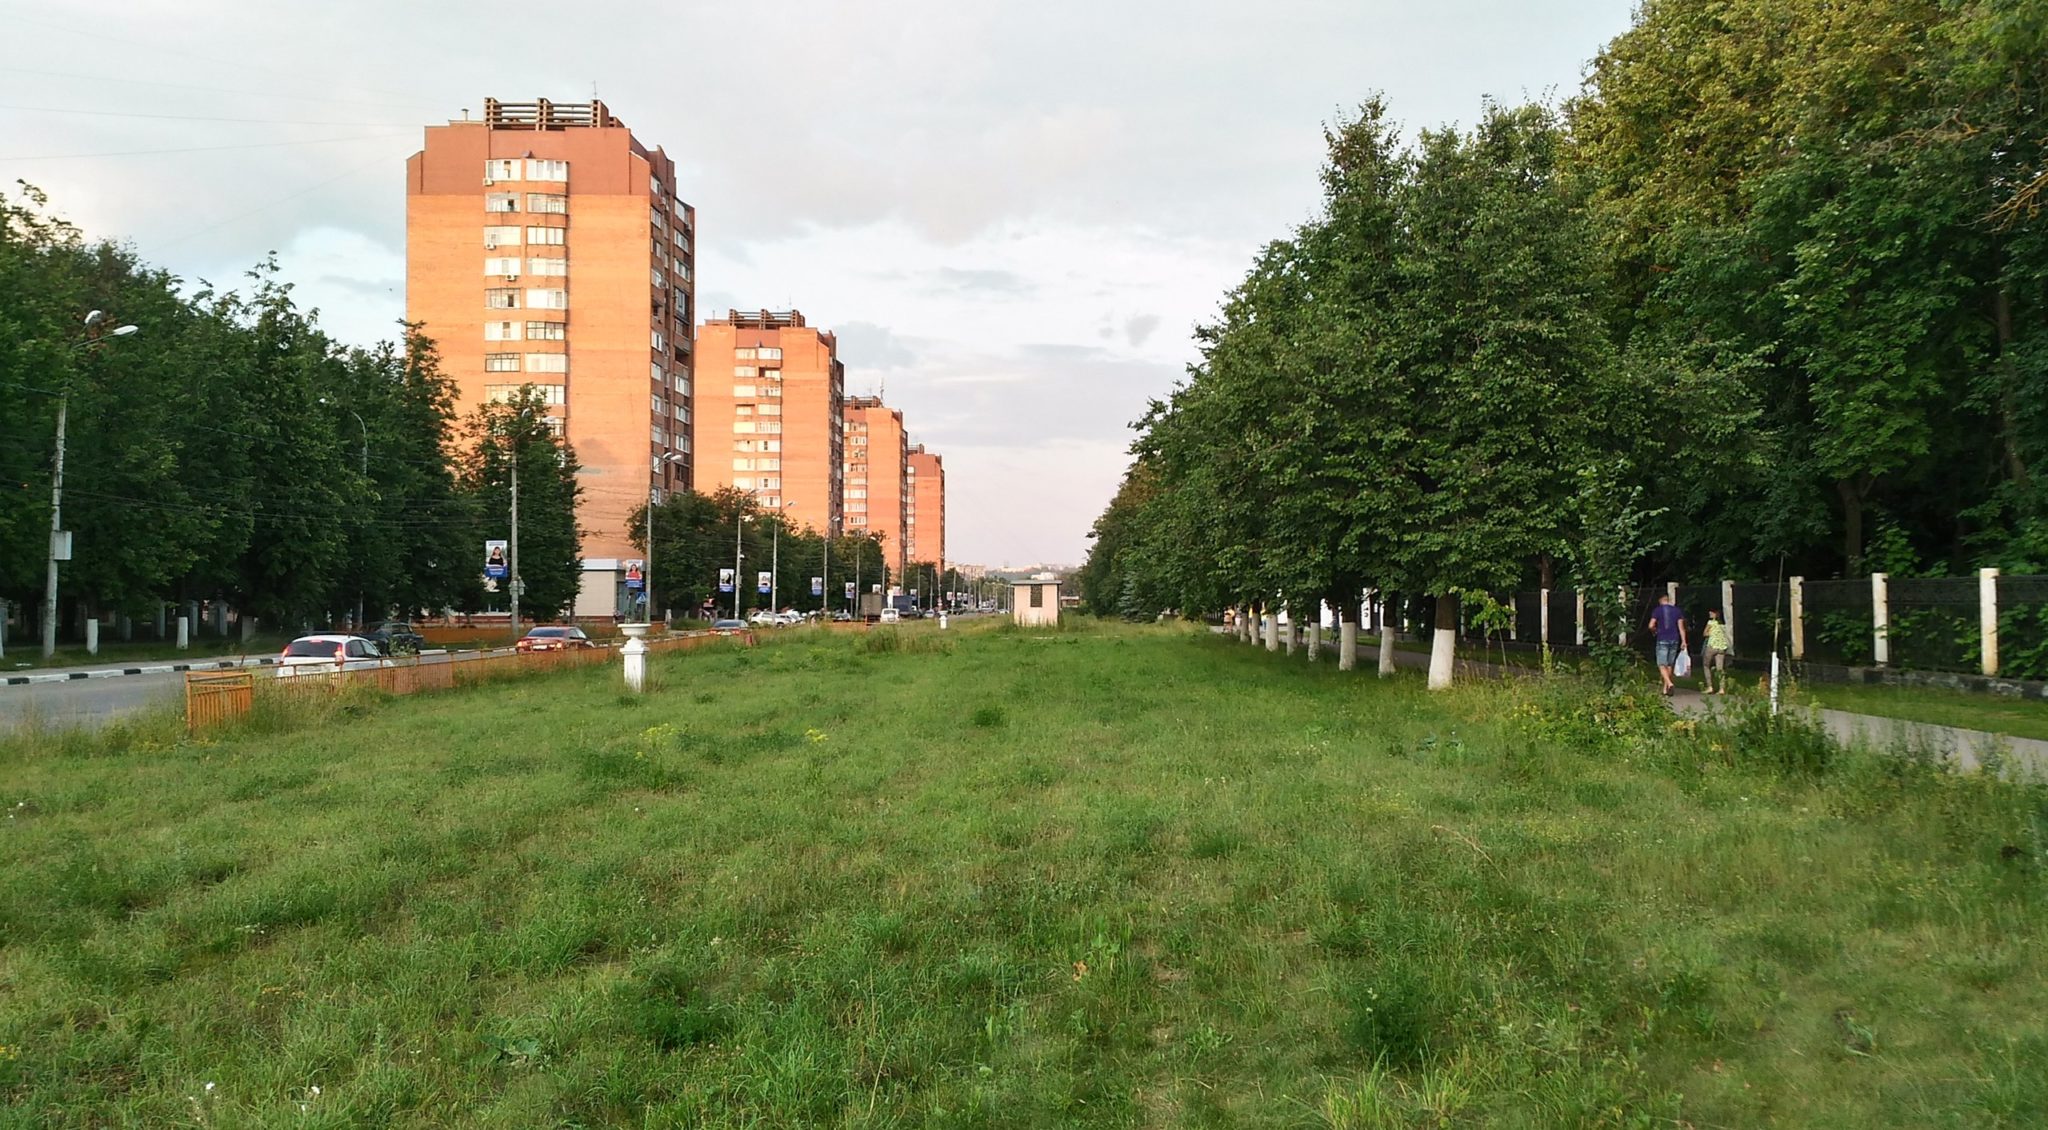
[1647,593,1688,696]
[1646,597,1679,691]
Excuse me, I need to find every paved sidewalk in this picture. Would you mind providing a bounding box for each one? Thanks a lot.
[3,653,284,686]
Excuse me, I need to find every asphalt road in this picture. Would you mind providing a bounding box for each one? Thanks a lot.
[0,648,515,734]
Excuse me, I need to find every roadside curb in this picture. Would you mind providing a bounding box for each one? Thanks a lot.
[4,656,283,686]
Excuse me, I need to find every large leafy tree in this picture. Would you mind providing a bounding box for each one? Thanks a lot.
[462,390,583,620]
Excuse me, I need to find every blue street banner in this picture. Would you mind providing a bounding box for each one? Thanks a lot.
[844,582,856,599]
[624,560,644,591]
[484,539,508,579]
[718,568,735,593]
[757,571,772,594]
[810,576,823,597]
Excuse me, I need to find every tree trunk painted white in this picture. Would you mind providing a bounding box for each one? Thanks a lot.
[1307,621,1321,661]
[239,611,256,643]
[1378,624,1396,677]
[176,615,190,649]
[1265,612,1278,651]
[1283,611,1295,655]
[1981,568,2000,676]
[1427,592,1460,691]
[1339,619,1357,671]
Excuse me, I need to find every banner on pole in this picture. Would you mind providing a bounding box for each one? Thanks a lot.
[844,582,856,599]
[624,560,644,591]
[757,571,772,594]
[810,576,823,596]
[718,568,735,593]
[484,540,508,579]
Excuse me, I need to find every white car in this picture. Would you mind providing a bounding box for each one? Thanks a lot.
[748,610,781,627]
[275,634,394,678]
[774,610,805,626]
[879,607,901,623]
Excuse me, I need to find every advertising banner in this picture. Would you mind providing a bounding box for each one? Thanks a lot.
[624,560,644,591]
[757,571,772,594]
[718,568,735,593]
[484,540,508,579]
[810,576,823,596]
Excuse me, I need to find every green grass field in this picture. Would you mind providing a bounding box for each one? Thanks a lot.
[2,622,2044,1126]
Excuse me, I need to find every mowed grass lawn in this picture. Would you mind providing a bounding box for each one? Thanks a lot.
[2,623,2045,1127]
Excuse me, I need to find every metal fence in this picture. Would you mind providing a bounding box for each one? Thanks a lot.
[1401,568,2047,681]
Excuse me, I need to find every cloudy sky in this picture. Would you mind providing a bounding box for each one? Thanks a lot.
[2,0,1636,568]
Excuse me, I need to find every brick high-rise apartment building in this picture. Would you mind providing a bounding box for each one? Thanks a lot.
[906,444,944,571]
[406,98,696,616]
[694,310,844,537]
[842,396,909,581]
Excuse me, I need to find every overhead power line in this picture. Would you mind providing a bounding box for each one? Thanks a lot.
[0,131,413,162]
[0,66,445,113]
[0,102,419,126]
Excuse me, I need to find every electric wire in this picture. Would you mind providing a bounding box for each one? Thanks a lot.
[0,103,420,127]
[0,131,414,162]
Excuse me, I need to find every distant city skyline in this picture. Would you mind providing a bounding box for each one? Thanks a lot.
[0,0,1637,564]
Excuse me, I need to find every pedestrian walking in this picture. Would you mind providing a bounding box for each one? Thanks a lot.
[1701,608,1733,694]
[1647,592,1688,696]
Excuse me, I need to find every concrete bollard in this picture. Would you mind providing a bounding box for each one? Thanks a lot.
[86,618,99,656]
[177,616,190,650]
[621,622,649,693]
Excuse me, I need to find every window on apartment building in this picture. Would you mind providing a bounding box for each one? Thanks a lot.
[526,288,567,309]
[486,288,521,309]
[651,486,664,505]
[758,421,782,434]
[652,330,666,351]
[652,269,666,288]
[734,365,757,377]
[648,207,665,228]
[527,321,565,340]
[525,226,564,245]
[733,421,756,434]
[735,405,753,416]
[485,353,520,372]
[673,403,688,422]
[485,193,519,213]
[485,383,565,406]
[485,159,520,181]
[527,159,567,181]
[757,403,781,416]
[757,347,782,361]
[484,256,522,276]
[759,440,780,452]
[650,363,666,383]
[652,426,667,445]
[541,416,565,437]
[484,321,521,342]
[733,458,755,471]
[524,353,568,373]
[761,485,780,496]
[761,384,781,398]
[527,257,567,277]
[733,440,755,453]
[735,348,756,361]
[847,490,867,499]
[527,193,567,214]
[483,225,521,247]
[758,458,781,471]
[652,395,666,415]
[673,374,691,397]
[733,386,756,398]
[734,477,755,489]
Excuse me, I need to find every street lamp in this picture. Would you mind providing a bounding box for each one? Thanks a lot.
[318,396,370,629]
[734,513,753,619]
[645,450,686,627]
[43,311,138,659]
[768,499,794,615]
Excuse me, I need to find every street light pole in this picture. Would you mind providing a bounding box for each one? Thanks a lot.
[734,513,752,619]
[646,452,684,628]
[320,397,369,629]
[44,312,137,659]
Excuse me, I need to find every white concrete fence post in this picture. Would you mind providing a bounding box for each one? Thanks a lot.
[1721,579,1735,643]
[1871,572,1889,667]
[177,615,190,650]
[1789,576,1805,660]
[0,598,7,660]
[1575,590,1585,646]
[1539,588,1550,648]
[86,617,98,656]
[1981,567,2000,677]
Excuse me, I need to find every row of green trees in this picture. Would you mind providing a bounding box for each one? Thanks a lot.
[1081,0,2048,684]
[0,185,582,642]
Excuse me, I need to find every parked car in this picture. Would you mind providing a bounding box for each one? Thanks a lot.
[748,610,781,627]
[831,610,854,622]
[276,634,393,678]
[774,610,805,626]
[362,621,424,656]
[879,607,901,623]
[711,618,748,633]
[516,625,596,652]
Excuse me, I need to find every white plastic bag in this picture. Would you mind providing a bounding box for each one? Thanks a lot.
[1674,649,1692,678]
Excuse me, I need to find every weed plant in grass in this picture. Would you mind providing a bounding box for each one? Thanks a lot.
[0,622,2044,1126]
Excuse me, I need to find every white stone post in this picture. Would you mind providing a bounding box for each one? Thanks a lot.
[0,598,7,660]
[1981,567,1999,677]
[620,622,649,693]
[1575,590,1585,646]
[1667,581,1680,603]
[1721,580,1735,642]
[85,617,98,656]
[1539,588,1550,648]
[176,615,190,650]
[1789,577,1805,660]
[1871,572,1889,667]
[155,604,166,639]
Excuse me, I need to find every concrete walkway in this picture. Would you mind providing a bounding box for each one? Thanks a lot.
[1221,626,2047,777]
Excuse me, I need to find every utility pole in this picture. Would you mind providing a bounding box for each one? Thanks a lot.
[509,454,520,643]
[44,312,137,658]
[645,484,656,627]
[821,527,830,618]
[733,513,750,619]
[771,515,780,613]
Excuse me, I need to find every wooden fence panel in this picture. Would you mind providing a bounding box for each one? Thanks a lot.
[185,671,254,732]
